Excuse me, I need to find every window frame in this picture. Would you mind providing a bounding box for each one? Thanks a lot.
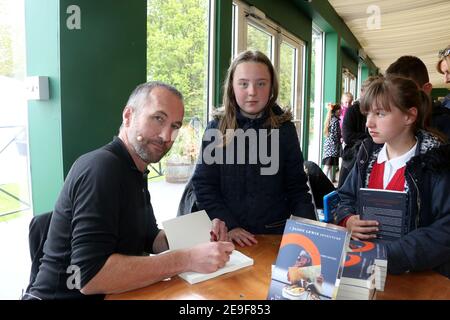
[232,0,306,143]
[308,24,325,164]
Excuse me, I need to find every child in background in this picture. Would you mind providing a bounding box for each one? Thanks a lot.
[339,92,353,130]
[338,92,354,172]
[335,75,450,278]
[322,103,341,182]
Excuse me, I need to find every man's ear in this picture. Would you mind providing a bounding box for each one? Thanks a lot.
[422,82,433,95]
[122,106,133,127]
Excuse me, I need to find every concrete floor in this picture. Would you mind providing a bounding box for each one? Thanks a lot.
[0,210,32,300]
[0,179,187,300]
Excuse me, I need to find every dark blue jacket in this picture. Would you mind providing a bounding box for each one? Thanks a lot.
[441,94,450,110]
[336,131,450,277]
[192,105,315,234]
[432,100,450,142]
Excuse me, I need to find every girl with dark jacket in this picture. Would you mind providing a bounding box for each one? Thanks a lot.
[192,50,315,247]
[336,75,450,277]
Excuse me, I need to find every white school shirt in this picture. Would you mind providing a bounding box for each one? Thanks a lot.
[376,141,418,189]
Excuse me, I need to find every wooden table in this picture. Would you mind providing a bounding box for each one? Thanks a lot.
[375,271,450,300]
[106,235,450,300]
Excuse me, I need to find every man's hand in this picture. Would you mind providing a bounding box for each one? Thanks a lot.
[187,241,235,273]
[346,215,379,240]
[228,227,258,247]
[210,218,228,241]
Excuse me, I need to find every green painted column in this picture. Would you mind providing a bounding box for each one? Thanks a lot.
[323,33,341,108]
[214,0,233,108]
[25,0,147,215]
[25,0,64,215]
[361,65,370,83]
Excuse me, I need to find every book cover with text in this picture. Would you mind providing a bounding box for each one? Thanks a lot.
[267,217,350,300]
[359,188,407,241]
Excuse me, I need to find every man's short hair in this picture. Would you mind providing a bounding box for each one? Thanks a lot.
[126,81,183,114]
[119,81,183,131]
[385,56,430,87]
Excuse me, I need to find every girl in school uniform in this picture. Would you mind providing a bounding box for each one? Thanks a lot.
[335,75,450,278]
[322,103,342,182]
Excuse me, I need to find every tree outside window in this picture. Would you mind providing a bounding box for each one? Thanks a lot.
[147,0,209,182]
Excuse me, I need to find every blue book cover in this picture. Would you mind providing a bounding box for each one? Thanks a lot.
[322,190,340,223]
[267,217,350,300]
[340,240,387,289]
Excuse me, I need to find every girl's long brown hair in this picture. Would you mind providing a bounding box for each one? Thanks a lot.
[214,50,292,146]
[360,75,446,142]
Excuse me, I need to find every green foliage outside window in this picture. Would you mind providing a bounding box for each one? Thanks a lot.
[279,42,295,110]
[0,1,13,77]
[147,0,209,124]
[147,0,209,178]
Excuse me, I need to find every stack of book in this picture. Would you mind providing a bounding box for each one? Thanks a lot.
[336,240,387,300]
[374,257,387,291]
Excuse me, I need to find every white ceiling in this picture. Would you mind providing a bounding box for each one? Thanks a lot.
[328,0,450,89]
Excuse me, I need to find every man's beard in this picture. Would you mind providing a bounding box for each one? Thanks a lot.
[131,134,169,164]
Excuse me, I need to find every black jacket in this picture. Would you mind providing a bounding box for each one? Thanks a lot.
[336,131,450,277]
[339,101,371,188]
[342,101,369,150]
[432,100,450,142]
[192,105,315,234]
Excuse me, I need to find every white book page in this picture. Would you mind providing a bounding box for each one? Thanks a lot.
[162,210,212,250]
[162,210,254,284]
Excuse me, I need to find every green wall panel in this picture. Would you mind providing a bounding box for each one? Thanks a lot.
[214,0,233,107]
[25,0,64,215]
[26,0,146,215]
[59,0,147,174]
[246,0,311,42]
[431,88,450,100]
[341,49,358,76]
[324,33,341,106]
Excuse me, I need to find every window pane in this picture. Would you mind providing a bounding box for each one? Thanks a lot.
[0,0,30,217]
[279,42,295,111]
[246,23,272,57]
[350,77,356,97]
[147,0,209,126]
[342,70,356,97]
[146,0,209,224]
[308,28,323,164]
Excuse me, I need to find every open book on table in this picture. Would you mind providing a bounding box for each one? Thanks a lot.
[162,210,253,284]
